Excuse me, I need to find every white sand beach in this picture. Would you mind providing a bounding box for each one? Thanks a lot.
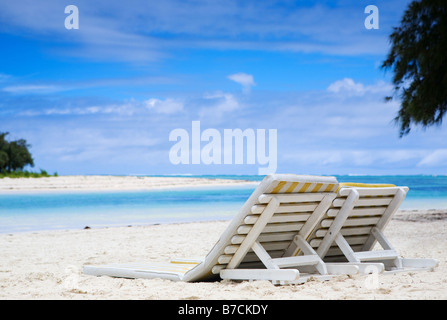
[0,176,446,300]
[0,175,254,192]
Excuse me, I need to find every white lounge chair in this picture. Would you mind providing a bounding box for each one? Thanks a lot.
[307,183,439,274]
[83,174,359,285]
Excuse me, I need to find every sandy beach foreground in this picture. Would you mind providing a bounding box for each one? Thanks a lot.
[0,176,446,299]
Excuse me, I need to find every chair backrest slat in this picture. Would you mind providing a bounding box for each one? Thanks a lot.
[184,174,339,281]
[307,184,409,262]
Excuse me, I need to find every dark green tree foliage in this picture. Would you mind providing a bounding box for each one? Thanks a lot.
[0,132,34,173]
[382,0,447,137]
[0,133,8,170]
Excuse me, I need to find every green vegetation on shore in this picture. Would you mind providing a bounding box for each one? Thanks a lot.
[0,169,58,179]
[1,132,56,178]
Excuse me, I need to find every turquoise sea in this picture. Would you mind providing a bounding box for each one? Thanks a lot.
[0,175,446,234]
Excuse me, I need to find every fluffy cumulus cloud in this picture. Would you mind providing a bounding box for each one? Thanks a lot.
[227,73,255,93]
[327,78,365,94]
[327,78,393,96]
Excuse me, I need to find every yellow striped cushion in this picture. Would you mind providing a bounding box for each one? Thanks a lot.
[336,182,396,192]
[270,181,337,194]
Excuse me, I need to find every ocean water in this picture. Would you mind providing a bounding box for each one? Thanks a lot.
[336,175,447,210]
[0,185,254,234]
[0,175,446,234]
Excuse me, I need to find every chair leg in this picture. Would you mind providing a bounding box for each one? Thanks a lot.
[220,269,300,282]
[293,235,328,275]
[326,262,383,275]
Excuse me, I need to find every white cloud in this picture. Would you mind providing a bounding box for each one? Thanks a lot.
[327,78,364,94]
[199,91,240,119]
[144,98,184,114]
[227,73,255,93]
[2,84,66,94]
[327,78,393,96]
[17,101,141,117]
[17,97,185,117]
[0,0,403,63]
[282,149,427,171]
[418,149,447,167]
[53,128,160,162]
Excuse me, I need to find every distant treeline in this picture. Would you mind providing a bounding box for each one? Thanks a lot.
[0,169,57,179]
[0,132,57,178]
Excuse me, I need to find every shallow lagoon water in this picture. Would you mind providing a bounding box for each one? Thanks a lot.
[0,175,446,233]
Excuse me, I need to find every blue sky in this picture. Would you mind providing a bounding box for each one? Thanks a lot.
[1,0,446,175]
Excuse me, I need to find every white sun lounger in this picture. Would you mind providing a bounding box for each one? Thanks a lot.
[83,174,359,284]
[306,183,438,274]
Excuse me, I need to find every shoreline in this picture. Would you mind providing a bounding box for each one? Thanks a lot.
[0,175,257,193]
